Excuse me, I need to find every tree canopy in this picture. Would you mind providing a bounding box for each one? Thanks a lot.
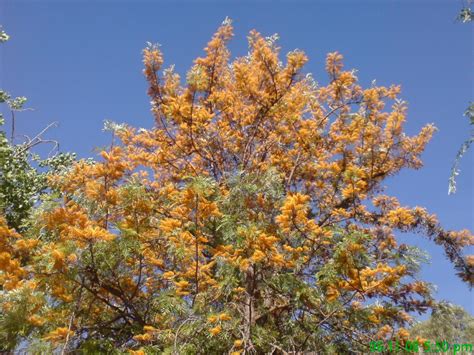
[0,20,472,354]
[410,301,474,346]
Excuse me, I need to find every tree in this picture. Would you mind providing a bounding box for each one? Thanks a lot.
[0,27,75,350]
[0,27,76,232]
[1,19,472,354]
[0,92,75,232]
[410,301,474,346]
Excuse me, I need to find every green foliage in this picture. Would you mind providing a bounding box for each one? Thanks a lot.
[0,117,76,231]
[0,89,27,111]
[0,26,76,231]
[410,301,474,343]
[217,168,284,245]
[77,339,122,354]
[0,286,46,351]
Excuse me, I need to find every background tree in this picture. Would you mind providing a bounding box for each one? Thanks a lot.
[0,20,472,354]
[0,27,76,232]
[0,91,75,232]
[410,301,474,346]
[0,27,75,351]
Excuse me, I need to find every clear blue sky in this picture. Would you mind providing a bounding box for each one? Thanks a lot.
[1,0,472,314]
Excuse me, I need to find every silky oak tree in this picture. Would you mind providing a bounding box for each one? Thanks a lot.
[1,19,472,354]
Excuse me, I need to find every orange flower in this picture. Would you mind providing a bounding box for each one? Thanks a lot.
[219,313,231,321]
[209,325,222,336]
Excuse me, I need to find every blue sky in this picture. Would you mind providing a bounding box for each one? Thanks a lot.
[1,0,472,314]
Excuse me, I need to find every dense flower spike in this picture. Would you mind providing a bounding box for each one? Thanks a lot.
[1,20,472,353]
